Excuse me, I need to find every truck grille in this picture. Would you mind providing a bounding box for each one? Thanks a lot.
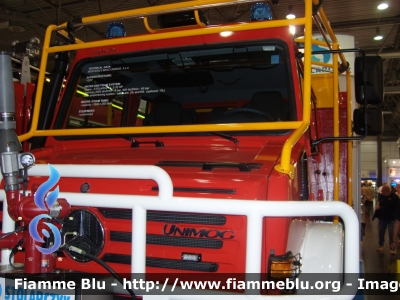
[98,209,227,225]
[60,208,246,273]
[110,232,223,249]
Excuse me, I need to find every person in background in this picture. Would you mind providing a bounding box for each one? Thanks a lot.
[395,183,400,243]
[362,181,375,217]
[392,185,397,194]
[377,183,386,194]
[395,184,400,197]
[392,205,400,253]
[376,184,400,255]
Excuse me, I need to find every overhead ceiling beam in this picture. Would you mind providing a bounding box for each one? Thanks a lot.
[377,24,398,55]
[23,0,98,15]
[0,12,49,25]
[366,51,400,58]
[329,16,400,30]
[6,0,105,38]
[384,86,400,95]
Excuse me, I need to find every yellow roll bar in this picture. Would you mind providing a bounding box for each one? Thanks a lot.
[19,0,352,202]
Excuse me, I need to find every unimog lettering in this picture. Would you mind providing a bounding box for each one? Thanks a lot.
[163,224,235,239]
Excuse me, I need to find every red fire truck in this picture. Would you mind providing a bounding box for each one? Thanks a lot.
[0,0,382,298]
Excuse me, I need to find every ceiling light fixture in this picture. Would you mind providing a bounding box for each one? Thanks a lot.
[377,3,388,10]
[374,27,383,40]
[286,6,295,20]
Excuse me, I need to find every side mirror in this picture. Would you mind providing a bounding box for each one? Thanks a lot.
[354,56,383,105]
[353,108,383,136]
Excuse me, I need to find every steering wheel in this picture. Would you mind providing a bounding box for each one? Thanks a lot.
[223,107,275,121]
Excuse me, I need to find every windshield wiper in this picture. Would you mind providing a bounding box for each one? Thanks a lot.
[211,132,239,145]
[130,139,164,148]
[118,135,164,147]
[119,133,237,146]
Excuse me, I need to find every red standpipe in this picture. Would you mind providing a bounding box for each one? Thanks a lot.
[5,189,71,273]
[24,230,42,273]
[317,189,324,201]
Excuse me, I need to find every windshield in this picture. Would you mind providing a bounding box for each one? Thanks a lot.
[55,41,295,132]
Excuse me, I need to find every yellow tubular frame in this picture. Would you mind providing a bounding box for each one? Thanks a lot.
[19,0,352,194]
[314,5,353,206]
[295,6,352,203]
[19,0,307,145]
[347,72,353,207]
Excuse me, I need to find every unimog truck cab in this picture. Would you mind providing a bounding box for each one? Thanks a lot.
[0,0,383,298]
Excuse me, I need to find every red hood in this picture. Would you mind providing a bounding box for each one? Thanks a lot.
[35,136,283,166]
[29,136,286,200]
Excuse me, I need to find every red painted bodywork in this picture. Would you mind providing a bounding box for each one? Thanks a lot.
[9,24,349,281]
[308,92,349,202]
[27,133,303,274]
